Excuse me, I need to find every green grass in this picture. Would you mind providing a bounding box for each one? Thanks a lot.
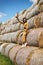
[0,53,14,65]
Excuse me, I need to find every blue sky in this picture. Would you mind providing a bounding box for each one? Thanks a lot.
[0,0,33,23]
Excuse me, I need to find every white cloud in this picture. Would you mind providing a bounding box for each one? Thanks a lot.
[0,12,6,18]
[30,0,37,3]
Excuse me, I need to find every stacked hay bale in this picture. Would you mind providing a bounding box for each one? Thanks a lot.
[0,0,43,65]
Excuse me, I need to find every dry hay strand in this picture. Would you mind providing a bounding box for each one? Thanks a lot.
[38,31,43,47]
[34,16,41,28]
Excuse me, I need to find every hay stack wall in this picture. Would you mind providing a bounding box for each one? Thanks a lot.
[0,12,43,34]
[0,43,43,65]
[0,0,43,65]
[0,0,43,34]
[0,28,43,47]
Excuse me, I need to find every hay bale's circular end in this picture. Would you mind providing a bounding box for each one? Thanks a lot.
[39,2,43,12]
[34,17,41,28]
[39,31,43,48]
[0,43,9,55]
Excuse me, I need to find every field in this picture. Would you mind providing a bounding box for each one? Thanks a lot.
[0,53,14,65]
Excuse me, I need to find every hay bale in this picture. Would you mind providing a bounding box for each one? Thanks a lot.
[1,23,24,34]
[9,45,22,62]
[29,49,43,65]
[0,43,9,55]
[34,16,41,28]
[27,12,43,29]
[4,43,17,56]
[26,2,43,19]
[24,0,40,15]
[16,46,38,65]
[26,28,43,47]
[1,23,21,34]
[0,20,11,32]
[0,17,19,33]
[0,30,22,43]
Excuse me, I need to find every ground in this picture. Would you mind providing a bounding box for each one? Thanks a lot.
[0,53,14,65]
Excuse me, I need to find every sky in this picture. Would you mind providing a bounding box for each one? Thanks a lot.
[0,0,34,23]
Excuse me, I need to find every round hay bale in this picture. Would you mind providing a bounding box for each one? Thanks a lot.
[9,45,22,62]
[34,17,41,28]
[34,14,41,28]
[29,49,43,65]
[16,46,38,65]
[39,1,43,12]
[0,17,19,32]
[4,43,17,56]
[0,43,9,55]
[26,1,43,20]
[27,12,43,29]
[1,23,21,34]
[26,28,43,47]
[0,30,22,43]
[26,5,39,19]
